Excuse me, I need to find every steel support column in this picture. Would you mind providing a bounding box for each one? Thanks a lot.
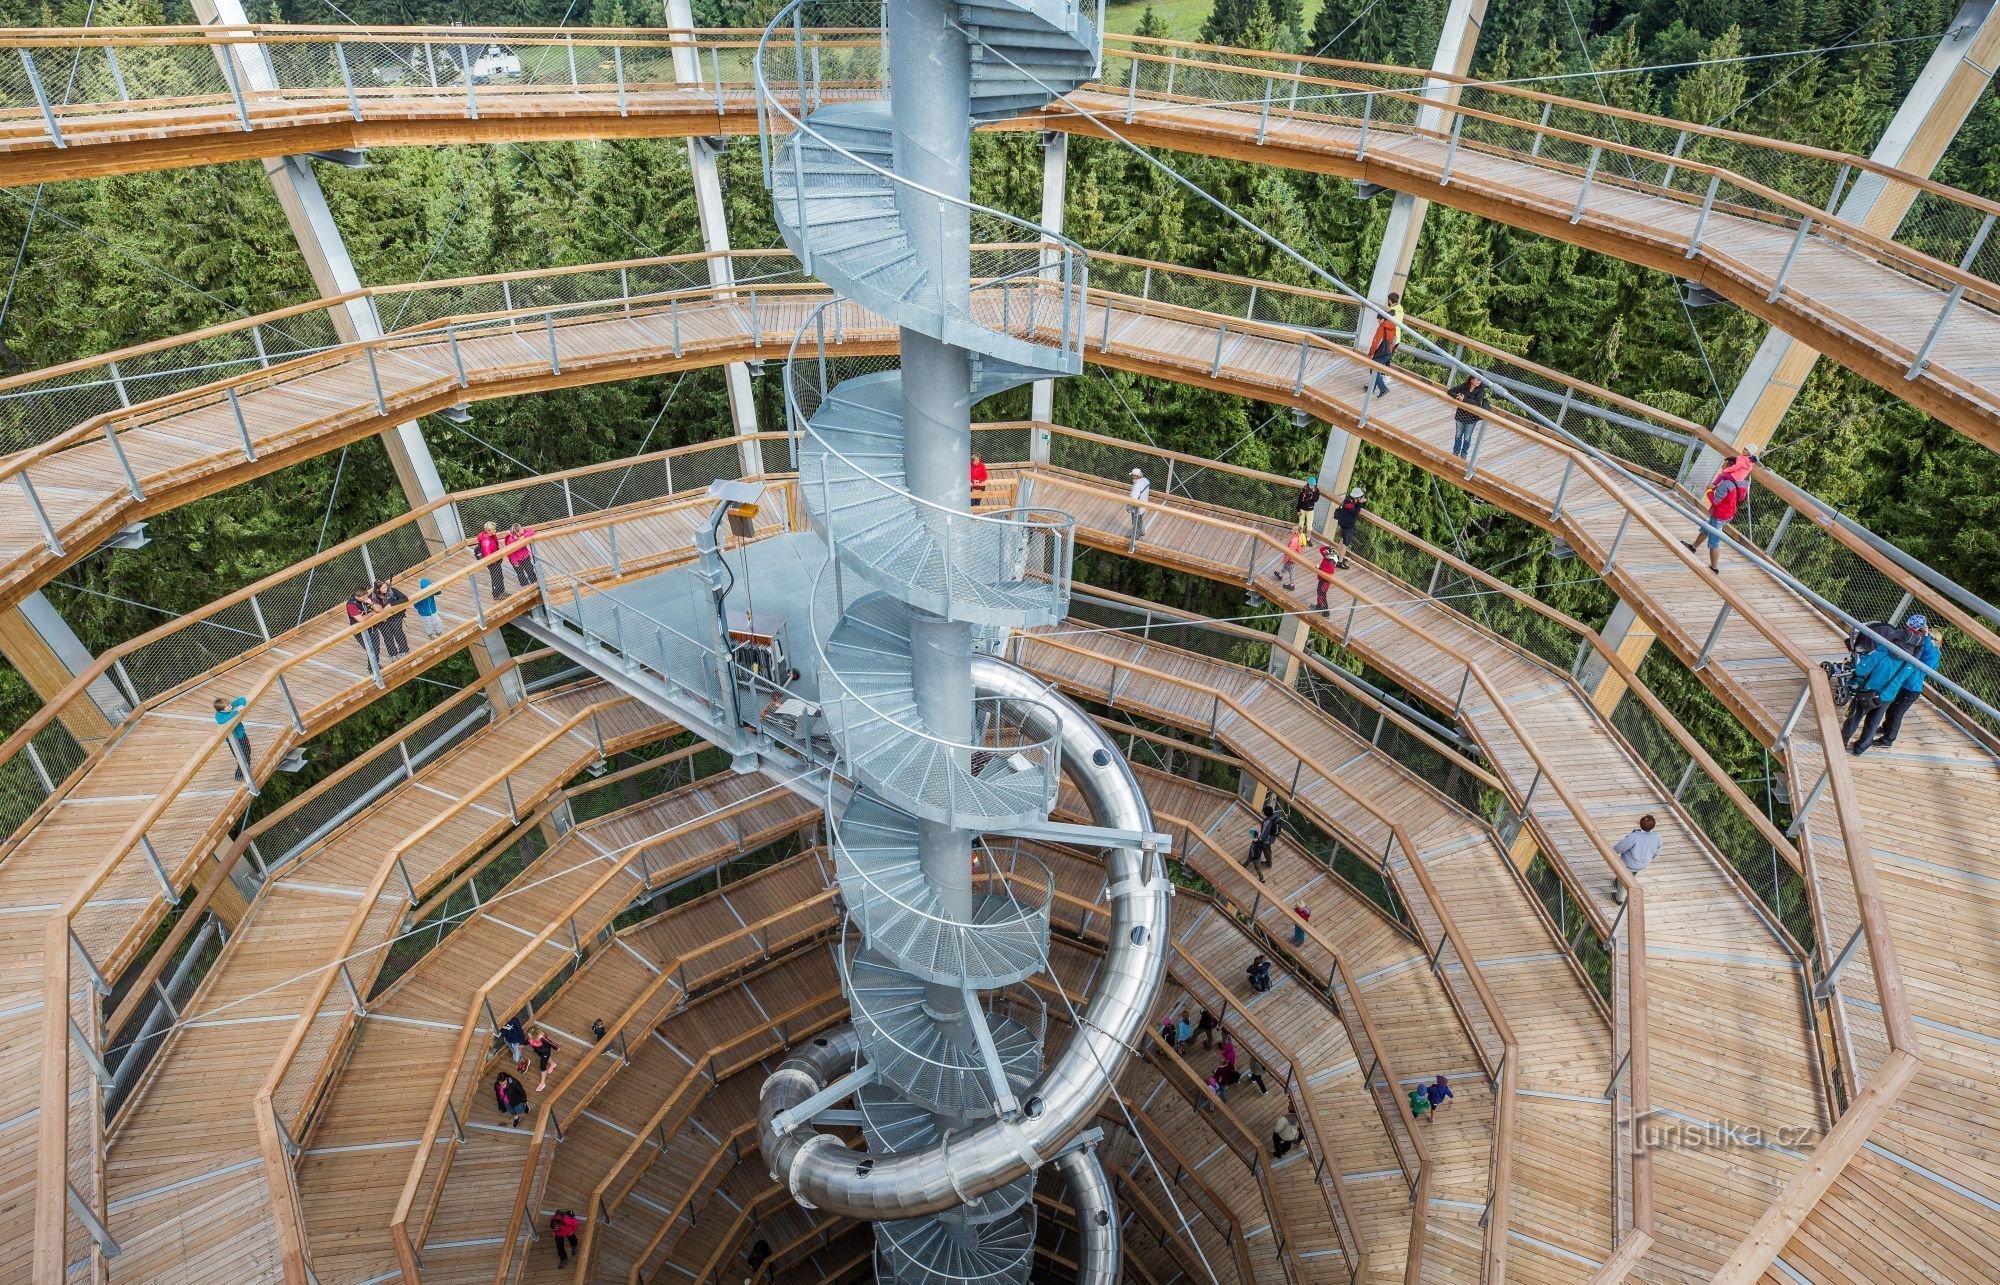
[1030,129,1069,445]
[669,0,763,475]
[1317,0,1490,500]
[1699,0,2000,470]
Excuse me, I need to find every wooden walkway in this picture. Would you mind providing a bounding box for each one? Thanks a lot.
[98,676,667,1284]
[1009,421,1994,1280]
[290,780,820,1285]
[2,495,759,1284]
[1018,627,1617,1279]
[0,29,1994,444]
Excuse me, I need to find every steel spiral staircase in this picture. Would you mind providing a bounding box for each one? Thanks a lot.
[750,1,1151,1281]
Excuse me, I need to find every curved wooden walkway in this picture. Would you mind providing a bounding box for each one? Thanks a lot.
[100,675,669,1284]
[4,481,783,1283]
[1004,432,1974,1280]
[2,28,1998,447]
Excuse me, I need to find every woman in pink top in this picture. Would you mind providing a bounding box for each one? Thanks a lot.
[475,521,507,599]
[504,523,537,590]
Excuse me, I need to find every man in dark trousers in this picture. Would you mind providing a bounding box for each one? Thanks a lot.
[1449,374,1488,458]
[1334,488,1366,555]
[1874,614,1939,749]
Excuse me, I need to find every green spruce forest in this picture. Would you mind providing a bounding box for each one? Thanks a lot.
[3,0,1998,815]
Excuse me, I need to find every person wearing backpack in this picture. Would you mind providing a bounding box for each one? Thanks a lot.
[1683,453,1757,573]
[549,1209,581,1266]
[1292,475,1321,534]
[1364,293,1403,396]
[1844,624,1919,755]
[1874,614,1939,749]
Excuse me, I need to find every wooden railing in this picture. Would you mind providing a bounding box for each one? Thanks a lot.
[380,775,825,1285]
[1013,625,1529,1275]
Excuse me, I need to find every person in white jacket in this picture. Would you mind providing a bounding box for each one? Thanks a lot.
[1127,467,1152,549]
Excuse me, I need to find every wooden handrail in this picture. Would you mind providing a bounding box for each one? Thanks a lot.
[1090,43,2000,318]
[382,776,822,1285]
[101,654,567,1043]
[513,892,841,1284]
[1100,34,2000,225]
[0,432,787,783]
[233,696,630,1284]
[1014,628,1527,1275]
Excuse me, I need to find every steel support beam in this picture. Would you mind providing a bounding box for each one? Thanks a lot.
[669,0,763,476]
[1317,0,1490,499]
[1700,1,2000,472]
[194,0,516,700]
[0,594,124,736]
[1030,129,1069,442]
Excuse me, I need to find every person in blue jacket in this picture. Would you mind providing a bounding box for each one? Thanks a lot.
[1872,614,1939,750]
[1843,624,1919,756]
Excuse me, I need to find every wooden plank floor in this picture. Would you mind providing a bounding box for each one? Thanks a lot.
[1010,391,2000,1278]
[0,56,1991,439]
[0,498,744,1285]
[290,781,819,1285]
[97,678,647,1285]
[0,292,846,608]
[1019,626,1618,1278]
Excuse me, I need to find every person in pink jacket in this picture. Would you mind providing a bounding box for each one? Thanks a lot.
[475,522,507,599]
[504,523,537,590]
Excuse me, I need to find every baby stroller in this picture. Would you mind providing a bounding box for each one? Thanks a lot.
[1820,656,1868,710]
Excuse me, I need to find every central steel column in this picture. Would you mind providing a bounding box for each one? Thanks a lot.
[889,0,980,1050]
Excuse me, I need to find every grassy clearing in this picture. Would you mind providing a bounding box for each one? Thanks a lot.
[1102,0,1334,39]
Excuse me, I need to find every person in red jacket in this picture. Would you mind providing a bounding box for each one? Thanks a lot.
[549,1209,581,1266]
[1314,544,1340,615]
[1684,453,1757,573]
[969,453,988,508]
[475,521,507,599]
[504,523,537,590]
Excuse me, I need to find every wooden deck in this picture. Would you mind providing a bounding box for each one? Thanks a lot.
[1006,431,1990,1280]
[97,677,668,1285]
[0,32,1994,445]
[0,497,757,1285]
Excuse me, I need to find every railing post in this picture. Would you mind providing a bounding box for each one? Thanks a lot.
[1549,458,1574,522]
[216,39,252,130]
[103,426,144,500]
[1687,174,1720,258]
[463,57,479,120]
[1571,147,1602,223]
[1439,114,1465,186]
[21,49,66,148]
[1768,211,1815,302]
[138,834,176,899]
[1603,511,1633,573]
[546,312,562,374]
[1357,92,1372,158]
[104,44,129,103]
[447,323,468,388]
[1528,100,1553,158]
[1906,212,1994,379]
[334,40,361,120]
[15,474,62,555]
[613,45,628,116]
[1257,76,1274,144]
[1661,129,1689,189]
[363,346,388,414]
[1694,603,1732,669]
[224,386,258,460]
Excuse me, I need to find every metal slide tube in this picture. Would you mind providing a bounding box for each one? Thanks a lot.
[1055,1145,1122,1283]
[759,659,1170,1220]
